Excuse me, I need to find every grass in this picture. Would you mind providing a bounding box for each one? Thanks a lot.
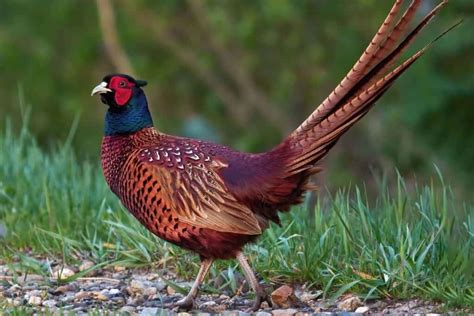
[0,113,473,309]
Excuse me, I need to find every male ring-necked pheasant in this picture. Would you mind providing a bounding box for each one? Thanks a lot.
[92,1,455,311]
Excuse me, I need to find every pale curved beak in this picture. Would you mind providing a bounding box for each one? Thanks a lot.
[91,82,112,96]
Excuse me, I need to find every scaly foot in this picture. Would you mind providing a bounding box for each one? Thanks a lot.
[174,297,195,311]
[246,289,273,312]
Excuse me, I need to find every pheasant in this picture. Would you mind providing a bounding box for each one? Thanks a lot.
[92,1,455,311]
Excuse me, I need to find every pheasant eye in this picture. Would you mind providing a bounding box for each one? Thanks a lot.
[119,80,126,87]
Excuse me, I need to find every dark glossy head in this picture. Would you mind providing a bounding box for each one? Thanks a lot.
[91,74,153,136]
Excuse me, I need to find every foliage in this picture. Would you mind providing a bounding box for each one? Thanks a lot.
[0,120,472,307]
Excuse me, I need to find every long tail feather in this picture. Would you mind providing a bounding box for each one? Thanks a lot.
[289,1,417,137]
[289,0,450,141]
[283,2,459,175]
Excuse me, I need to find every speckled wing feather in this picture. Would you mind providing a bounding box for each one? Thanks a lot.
[137,145,262,235]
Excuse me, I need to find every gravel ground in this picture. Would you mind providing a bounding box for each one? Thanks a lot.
[0,261,469,315]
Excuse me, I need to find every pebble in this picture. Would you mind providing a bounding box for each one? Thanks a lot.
[79,260,95,272]
[272,285,305,309]
[130,279,145,292]
[42,299,57,309]
[114,265,126,272]
[91,291,109,301]
[120,305,137,313]
[109,288,121,296]
[26,289,41,297]
[200,300,218,308]
[111,296,126,304]
[271,285,295,308]
[140,307,159,315]
[6,298,22,306]
[51,267,75,280]
[27,295,42,306]
[298,291,322,302]
[154,279,167,291]
[355,306,370,313]
[272,309,298,316]
[53,284,73,295]
[61,294,75,303]
[256,312,272,316]
[17,274,44,285]
[74,291,90,301]
[337,295,362,311]
[143,286,157,297]
[166,285,176,295]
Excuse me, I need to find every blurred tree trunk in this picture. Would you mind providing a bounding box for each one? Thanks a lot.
[95,0,135,76]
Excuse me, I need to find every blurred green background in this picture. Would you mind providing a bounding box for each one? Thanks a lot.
[0,0,472,196]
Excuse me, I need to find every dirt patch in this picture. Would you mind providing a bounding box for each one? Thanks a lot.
[0,263,469,314]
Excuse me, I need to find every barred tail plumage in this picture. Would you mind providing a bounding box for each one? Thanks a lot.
[282,0,458,176]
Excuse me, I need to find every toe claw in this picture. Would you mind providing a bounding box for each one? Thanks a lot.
[174,297,194,311]
[264,294,273,308]
[246,291,271,312]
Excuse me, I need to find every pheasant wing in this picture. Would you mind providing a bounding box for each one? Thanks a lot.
[138,146,262,235]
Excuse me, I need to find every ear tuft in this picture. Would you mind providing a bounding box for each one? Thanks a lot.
[136,80,148,87]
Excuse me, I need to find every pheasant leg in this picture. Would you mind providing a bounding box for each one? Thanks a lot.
[174,258,213,310]
[236,251,272,312]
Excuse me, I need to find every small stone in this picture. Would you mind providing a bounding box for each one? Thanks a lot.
[52,285,67,295]
[79,260,94,272]
[8,284,21,292]
[42,299,57,309]
[272,309,298,316]
[146,273,160,280]
[109,288,121,296]
[355,306,370,313]
[140,307,159,315]
[114,265,126,272]
[28,296,42,306]
[337,295,362,311]
[74,291,90,301]
[166,286,176,295]
[154,279,167,291]
[61,294,75,303]
[256,312,272,316]
[11,298,22,306]
[26,289,41,297]
[271,285,300,308]
[144,286,157,297]
[120,305,136,313]
[298,291,322,302]
[51,267,75,280]
[200,301,218,308]
[17,274,44,285]
[130,279,145,293]
[91,291,108,301]
[112,296,126,304]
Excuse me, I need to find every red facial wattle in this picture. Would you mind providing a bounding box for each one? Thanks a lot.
[109,76,135,106]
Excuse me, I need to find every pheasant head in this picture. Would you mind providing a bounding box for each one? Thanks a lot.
[91,74,153,135]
